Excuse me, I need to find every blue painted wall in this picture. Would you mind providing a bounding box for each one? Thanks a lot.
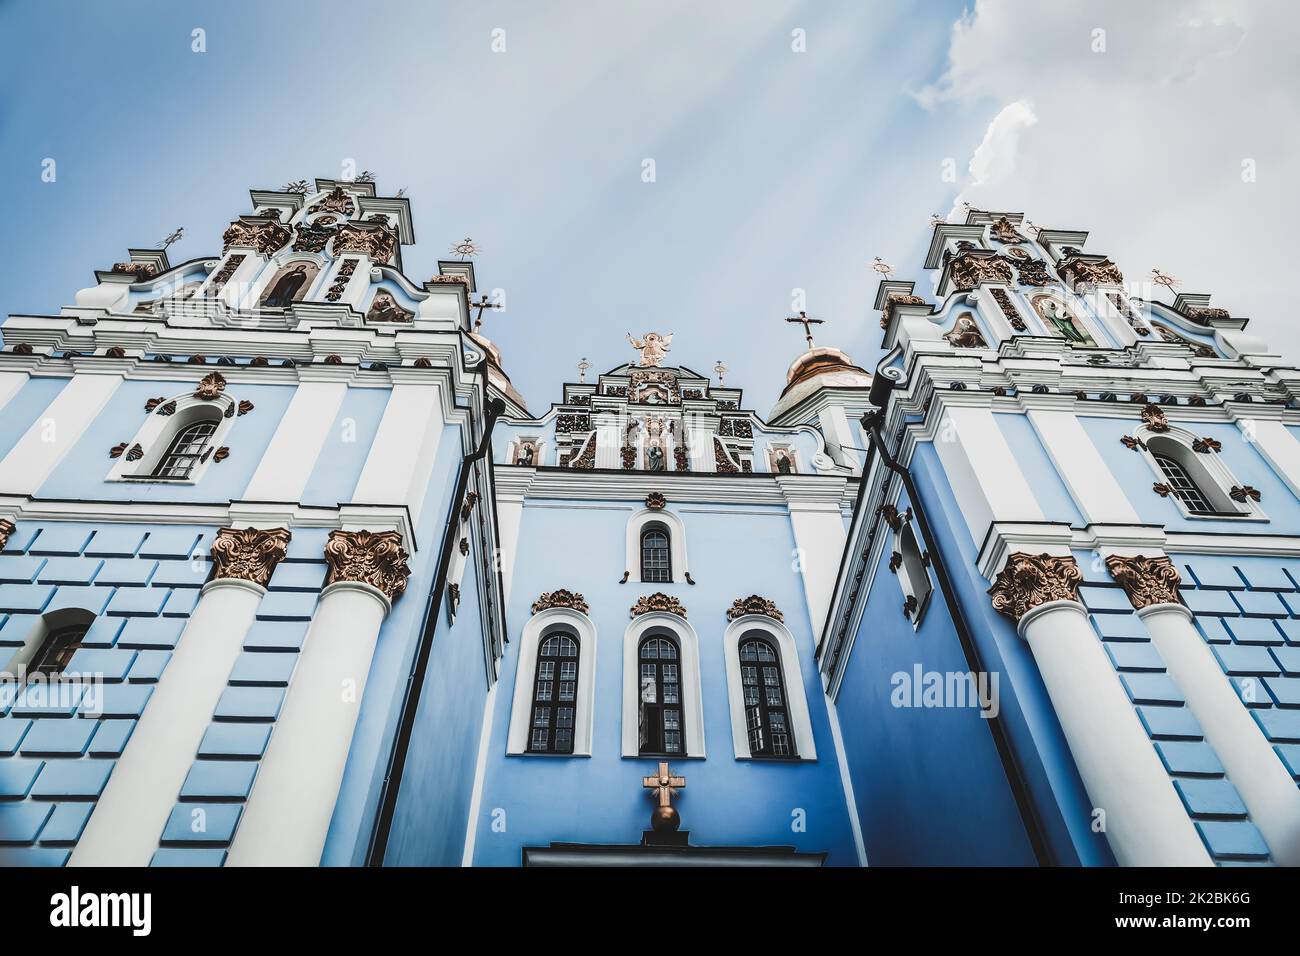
[471,492,858,866]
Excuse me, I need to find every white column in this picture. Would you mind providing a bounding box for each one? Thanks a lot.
[0,370,29,416]
[1140,603,1300,866]
[226,580,389,866]
[0,372,123,493]
[243,382,348,501]
[595,413,620,470]
[778,477,849,636]
[1027,409,1141,523]
[1243,419,1300,502]
[351,383,444,523]
[931,404,1044,545]
[1018,599,1211,866]
[70,577,267,866]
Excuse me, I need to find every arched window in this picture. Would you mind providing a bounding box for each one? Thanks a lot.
[640,528,671,583]
[153,420,218,479]
[895,523,934,624]
[1152,452,1215,514]
[638,635,683,755]
[526,631,580,754]
[29,621,90,677]
[739,637,796,759]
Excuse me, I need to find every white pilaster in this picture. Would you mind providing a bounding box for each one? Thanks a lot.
[351,383,444,523]
[777,477,849,637]
[0,371,29,416]
[931,404,1043,546]
[1027,408,1141,523]
[0,372,123,494]
[817,405,862,472]
[70,578,265,867]
[226,580,389,867]
[1242,419,1300,502]
[1018,599,1211,866]
[595,414,620,470]
[243,382,348,501]
[1139,602,1300,866]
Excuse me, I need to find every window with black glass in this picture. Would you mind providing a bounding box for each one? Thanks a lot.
[29,623,90,677]
[640,527,671,583]
[638,634,683,755]
[1153,453,1216,514]
[740,637,796,758]
[152,419,218,479]
[527,631,579,754]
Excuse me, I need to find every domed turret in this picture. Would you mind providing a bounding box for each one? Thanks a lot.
[769,346,871,421]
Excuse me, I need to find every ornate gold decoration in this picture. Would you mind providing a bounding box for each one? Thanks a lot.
[713,438,739,474]
[213,446,230,462]
[208,253,246,295]
[903,594,919,619]
[325,259,357,301]
[209,527,292,587]
[1120,435,1147,451]
[0,518,14,551]
[726,595,784,622]
[125,443,144,461]
[1192,437,1221,453]
[643,762,686,834]
[194,371,227,400]
[109,442,127,459]
[1153,482,1173,497]
[366,289,413,323]
[413,356,433,369]
[879,291,930,329]
[12,343,33,355]
[1183,306,1231,324]
[1058,254,1123,290]
[461,491,479,521]
[187,355,206,365]
[947,251,1014,291]
[222,218,291,257]
[291,222,337,253]
[250,356,269,367]
[1152,323,1216,359]
[144,397,167,412]
[1230,485,1261,503]
[568,433,596,469]
[989,288,1027,331]
[531,589,590,615]
[1105,554,1182,610]
[104,346,126,358]
[324,354,343,365]
[427,273,469,285]
[308,186,354,216]
[323,529,412,602]
[945,313,988,348]
[1013,258,1053,286]
[889,551,903,572]
[988,552,1083,624]
[646,492,666,510]
[332,222,398,263]
[110,262,158,281]
[631,593,687,618]
[878,503,903,530]
[237,400,254,416]
[988,216,1024,244]
[1140,403,1169,432]
[626,331,673,367]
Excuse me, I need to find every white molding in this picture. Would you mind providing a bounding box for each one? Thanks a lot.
[626,507,689,583]
[621,612,706,758]
[506,607,597,757]
[105,389,236,486]
[722,614,817,761]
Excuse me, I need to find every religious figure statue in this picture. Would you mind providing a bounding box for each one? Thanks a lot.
[261,264,310,308]
[366,289,413,323]
[774,449,793,474]
[1037,299,1093,345]
[627,331,673,367]
[515,441,536,466]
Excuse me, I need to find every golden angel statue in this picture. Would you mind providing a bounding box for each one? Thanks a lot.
[627,331,673,367]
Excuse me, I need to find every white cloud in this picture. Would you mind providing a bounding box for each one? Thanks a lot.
[918,0,1300,353]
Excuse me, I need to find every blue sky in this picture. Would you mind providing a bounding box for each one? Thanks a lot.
[3,1,1296,413]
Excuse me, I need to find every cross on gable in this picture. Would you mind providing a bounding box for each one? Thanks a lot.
[471,294,500,331]
[785,311,825,350]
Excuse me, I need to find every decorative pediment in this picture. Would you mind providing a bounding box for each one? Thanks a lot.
[631,592,688,618]
[531,589,590,615]
[332,222,399,263]
[222,218,291,257]
[726,595,784,622]
[947,251,1014,291]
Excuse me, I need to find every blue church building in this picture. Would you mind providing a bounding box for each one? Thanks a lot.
[0,184,1296,867]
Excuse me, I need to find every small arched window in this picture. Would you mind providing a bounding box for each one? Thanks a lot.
[739,637,796,759]
[29,621,90,677]
[638,635,683,755]
[895,523,934,623]
[640,527,671,583]
[153,419,218,479]
[527,631,580,754]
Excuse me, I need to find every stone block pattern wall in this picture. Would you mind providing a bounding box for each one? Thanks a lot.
[0,522,215,866]
[1077,550,1284,865]
[153,528,328,867]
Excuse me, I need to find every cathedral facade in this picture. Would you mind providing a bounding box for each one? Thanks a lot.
[0,182,1296,867]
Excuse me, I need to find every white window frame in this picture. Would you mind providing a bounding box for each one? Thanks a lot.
[894,521,934,629]
[1135,424,1265,521]
[507,607,597,756]
[106,390,236,485]
[621,611,705,758]
[626,507,689,584]
[722,614,816,760]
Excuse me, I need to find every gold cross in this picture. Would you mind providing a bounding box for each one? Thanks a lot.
[785,311,824,350]
[642,761,685,810]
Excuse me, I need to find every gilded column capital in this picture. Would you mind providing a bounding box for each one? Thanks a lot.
[209,527,292,587]
[323,529,411,603]
[988,552,1083,624]
[1105,554,1183,610]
